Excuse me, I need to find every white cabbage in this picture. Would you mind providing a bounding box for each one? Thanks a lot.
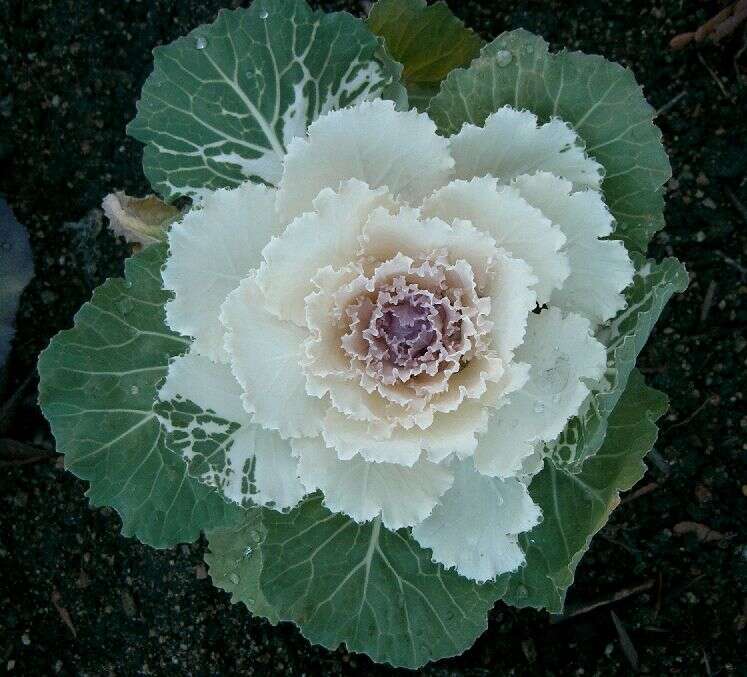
[158,98,634,581]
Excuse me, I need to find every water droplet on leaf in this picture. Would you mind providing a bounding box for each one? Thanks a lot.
[195,36,207,50]
[259,10,269,19]
[495,50,512,67]
[130,385,139,396]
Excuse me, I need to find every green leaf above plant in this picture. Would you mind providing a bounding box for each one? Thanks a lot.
[368,0,482,110]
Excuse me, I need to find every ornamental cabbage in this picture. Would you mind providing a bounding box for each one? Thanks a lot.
[158,98,633,582]
[37,0,688,668]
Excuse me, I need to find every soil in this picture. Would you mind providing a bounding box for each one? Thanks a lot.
[0,0,745,674]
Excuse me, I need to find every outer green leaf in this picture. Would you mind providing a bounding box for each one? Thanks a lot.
[208,494,507,669]
[368,0,482,111]
[503,370,668,611]
[128,0,395,201]
[155,397,243,500]
[551,256,688,470]
[205,508,279,624]
[37,244,240,547]
[428,29,671,251]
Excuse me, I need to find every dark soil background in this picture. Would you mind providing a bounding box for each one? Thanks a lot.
[1,0,745,674]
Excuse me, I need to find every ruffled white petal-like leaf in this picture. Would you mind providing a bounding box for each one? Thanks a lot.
[163,183,281,362]
[277,99,453,221]
[321,398,492,467]
[512,172,635,325]
[484,249,538,363]
[293,437,453,530]
[321,408,418,466]
[412,460,541,582]
[360,205,498,289]
[421,177,568,304]
[474,307,606,477]
[221,272,326,438]
[157,348,305,510]
[257,180,393,325]
[448,106,603,189]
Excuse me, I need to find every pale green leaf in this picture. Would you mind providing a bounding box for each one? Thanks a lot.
[37,244,240,547]
[128,0,395,200]
[428,29,671,251]
[207,494,507,669]
[205,508,279,624]
[551,256,688,469]
[503,370,669,611]
[368,0,482,111]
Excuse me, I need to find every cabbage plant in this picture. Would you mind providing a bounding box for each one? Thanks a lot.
[37,0,688,668]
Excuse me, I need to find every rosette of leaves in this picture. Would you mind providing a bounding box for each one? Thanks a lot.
[37,0,687,669]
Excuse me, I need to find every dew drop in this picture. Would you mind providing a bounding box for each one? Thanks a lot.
[130,385,140,396]
[494,49,512,67]
[533,401,545,414]
[228,572,240,585]
[195,36,207,50]
[259,10,269,19]
[243,545,253,558]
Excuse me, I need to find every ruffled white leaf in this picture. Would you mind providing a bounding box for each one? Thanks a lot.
[512,172,635,325]
[277,99,453,222]
[474,307,606,477]
[448,106,603,189]
[360,206,498,289]
[421,177,568,304]
[257,180,393,325]
[159,348,248,423]
[484,249,538,363]
[412,460,541,582]
[221,272,326,438]
[158,349,305,510]
[163,183,281,362]
[321,407,419,466]
[293,437,453,530]
[321,398,491,467]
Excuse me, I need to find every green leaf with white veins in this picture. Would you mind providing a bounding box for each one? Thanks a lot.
[128,0,396,201]
[429,29,672,252]
[205,508,279,625]
[37,244,240,547]
[550,256,688,470]
[208,494,508,669]
[503,370,668,611]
